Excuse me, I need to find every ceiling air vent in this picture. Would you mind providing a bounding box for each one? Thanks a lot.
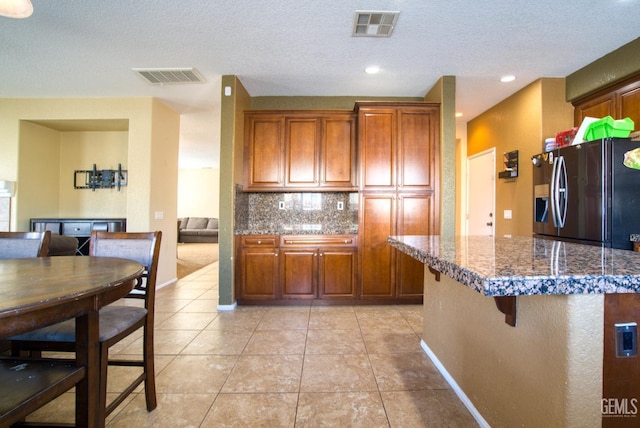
[132,68,205,85]
[352,11,399,37]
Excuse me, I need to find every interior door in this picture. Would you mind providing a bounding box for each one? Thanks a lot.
[467,149,495,236]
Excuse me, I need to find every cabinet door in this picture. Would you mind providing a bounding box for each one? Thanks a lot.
[358,109,396,190]
[238,248,279,299]
[319,248,356,298]
[359,194,395,298]
[574,93,614,126]
[618,80,640,126]
[245,115,284,189]
[286,117,320,187]
[281,249,317,299]
[321,115,357,189]
[396,194,436,298]
[397,107,439,191]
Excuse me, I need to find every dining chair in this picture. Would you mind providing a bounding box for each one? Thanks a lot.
[11,230,162,419]
[0,231,51,259]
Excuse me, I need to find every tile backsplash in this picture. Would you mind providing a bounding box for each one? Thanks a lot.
[235,186,358,234]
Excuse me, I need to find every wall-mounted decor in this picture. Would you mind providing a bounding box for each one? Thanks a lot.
[74,164,127,191]
[498,150,518,179]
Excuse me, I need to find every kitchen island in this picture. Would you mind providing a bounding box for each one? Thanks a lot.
[388,235,640,428]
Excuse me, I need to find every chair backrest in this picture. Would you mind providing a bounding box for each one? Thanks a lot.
[0,231,51,259]
[89,231,162,309]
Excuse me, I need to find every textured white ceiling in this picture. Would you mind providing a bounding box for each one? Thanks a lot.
[1,0,639,167]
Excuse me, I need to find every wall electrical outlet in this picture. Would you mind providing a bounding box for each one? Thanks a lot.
[504,210,512,219]
[278,201,285,210]
[337,201,344,210]
[615,322,638,358]
[154,211,164,220]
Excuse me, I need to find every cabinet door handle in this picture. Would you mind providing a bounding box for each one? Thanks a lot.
[257,240,262,244]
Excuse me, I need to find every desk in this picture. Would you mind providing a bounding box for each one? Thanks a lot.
[0,256,143,427]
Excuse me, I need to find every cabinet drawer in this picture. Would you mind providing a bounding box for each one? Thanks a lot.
[240,235,278,247]
[61,222,92,236]
[280,235,357,247]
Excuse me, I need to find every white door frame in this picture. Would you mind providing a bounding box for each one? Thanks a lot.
[465,148,496,236]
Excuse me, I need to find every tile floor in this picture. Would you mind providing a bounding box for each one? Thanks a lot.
[27,261,478,427]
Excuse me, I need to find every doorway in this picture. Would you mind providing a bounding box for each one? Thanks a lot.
[466,148,495,236]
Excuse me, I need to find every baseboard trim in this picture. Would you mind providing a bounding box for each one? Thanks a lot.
[420,340,491,428]
[217,301,237,311]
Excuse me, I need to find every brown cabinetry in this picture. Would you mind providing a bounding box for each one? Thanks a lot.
[357,103,440,302]
[236,234,357,303]
[244,111,356,191]
[235,235,279,301]
[573,75,640,127]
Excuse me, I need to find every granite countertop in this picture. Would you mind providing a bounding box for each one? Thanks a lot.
[388,235,640,296]
[236,225,358,236]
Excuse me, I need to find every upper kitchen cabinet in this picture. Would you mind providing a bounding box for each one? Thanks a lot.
[357,103,440,192]
[244,113,285,190]
[573,74,640,126]
[244,111,356,191]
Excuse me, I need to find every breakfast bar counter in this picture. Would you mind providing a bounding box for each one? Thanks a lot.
[388,235,640,428]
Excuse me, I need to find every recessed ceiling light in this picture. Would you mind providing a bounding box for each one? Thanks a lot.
[500,75,516,83]
[365,66,380,74]
[455,112,463,118]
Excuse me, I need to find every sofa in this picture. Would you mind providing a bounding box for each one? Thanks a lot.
[178,217,219,243]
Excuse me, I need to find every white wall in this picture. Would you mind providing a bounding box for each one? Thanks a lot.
[178,168,219,218]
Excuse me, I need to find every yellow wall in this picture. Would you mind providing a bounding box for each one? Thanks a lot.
[467,78,574,237]
[423,271,604,427]
[178,168,220,218]
[0,97,179,286]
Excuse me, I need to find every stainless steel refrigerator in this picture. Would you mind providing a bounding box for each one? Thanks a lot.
[532,137,640,250]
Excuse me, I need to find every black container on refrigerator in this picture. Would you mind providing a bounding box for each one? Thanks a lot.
[532,138,640,250]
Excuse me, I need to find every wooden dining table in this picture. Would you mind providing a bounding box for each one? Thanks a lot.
[0,256,144,428]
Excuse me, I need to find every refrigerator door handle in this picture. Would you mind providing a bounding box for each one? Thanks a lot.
[556,156,567,228]
[550,156,559,226]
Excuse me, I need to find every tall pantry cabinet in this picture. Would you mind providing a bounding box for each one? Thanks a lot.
[357,103,440,301]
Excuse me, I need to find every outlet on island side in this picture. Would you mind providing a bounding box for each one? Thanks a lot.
[278,201,285,210]
[337,201,344,210]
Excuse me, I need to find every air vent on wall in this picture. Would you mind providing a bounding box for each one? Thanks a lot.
[132,68,205,85]
[352,11,399,37]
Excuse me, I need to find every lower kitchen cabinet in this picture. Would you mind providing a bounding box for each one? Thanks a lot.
[236,235,279,301]
[236,234,357,303]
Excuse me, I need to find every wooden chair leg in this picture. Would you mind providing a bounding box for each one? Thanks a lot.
[143,326,157,411]
[98,343,109,423]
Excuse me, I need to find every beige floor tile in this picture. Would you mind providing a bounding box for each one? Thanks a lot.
[156,286,209,300]
[308,310,360,329]
[201,393,298,427]
[257,309,310,330]
[300,354,378,393]
[205,309,265,331]
[305,329,366,355]
[243,329,307,354]
[382,390,479,427]
[362,330,423,354]
[179,299,219,313]
[180,329,253,355]
[369,352,449,391]
[221,354,303,393]
[156,311,218,330]
[155,354,238,394]
[296,392,389,428]
[121,329,200,355]
[153,298,193,313]
[107,393,216,427]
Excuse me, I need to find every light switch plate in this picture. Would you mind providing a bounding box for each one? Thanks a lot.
[504,210,512,219]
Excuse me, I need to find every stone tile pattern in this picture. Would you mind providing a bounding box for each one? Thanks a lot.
[389,235,640,296]
[235,189,358,235]
[24,261,478,427]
